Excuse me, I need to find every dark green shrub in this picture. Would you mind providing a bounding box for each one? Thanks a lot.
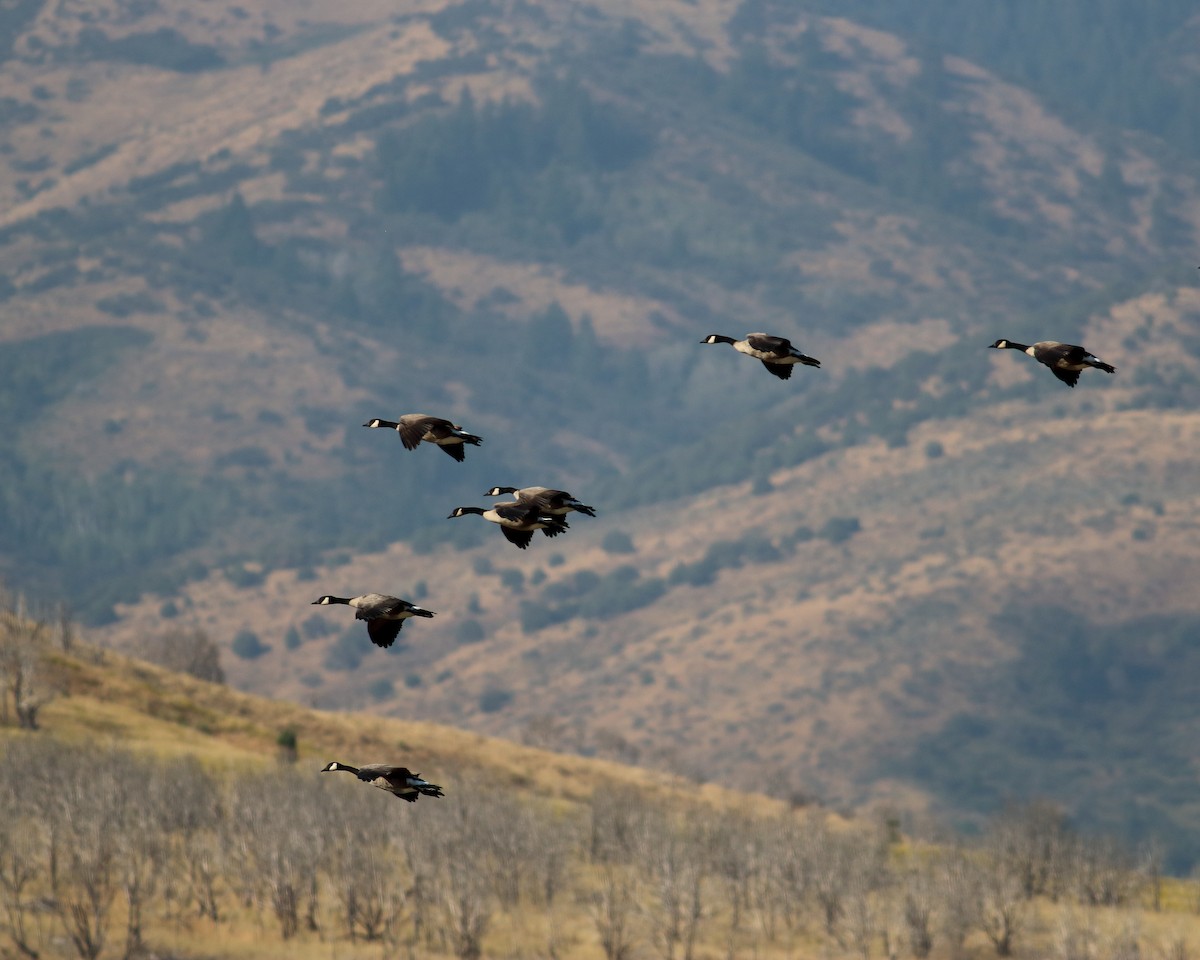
[224,564,265,588]
[96,291,165,317]
[819,516,861,544]
[323,629,371,671]
[276,728,298,764]
[601,530,636,554]
[302,615,333,639]
[231,629,269,660]
[499,568,525,593]
[479,686,513,713]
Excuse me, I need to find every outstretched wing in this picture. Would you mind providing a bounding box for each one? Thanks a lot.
[500,526,535,549]
[745,333,791,357]
[1048,365,1080,388]
[761,361,794,380]
[539,518,569,538]
[492,501,540,524]
[397,416,436,450]
[366,619,404,649]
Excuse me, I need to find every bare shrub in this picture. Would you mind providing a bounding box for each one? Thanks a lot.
[0,608,62,729]
[124,627,225,684]
[591,863,639,960]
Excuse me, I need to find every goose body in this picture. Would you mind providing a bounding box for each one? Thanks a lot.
[363,414,483,461]
[311,593,435,649]
[448,502,569,549]
[485,485,597,518]
[701,332,821,380]
[989,339,1116,388]
[320,761,444,802]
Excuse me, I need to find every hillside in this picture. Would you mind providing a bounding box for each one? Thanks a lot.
[4,639,1200,960]
[10,636,749,807]
[2,0,1200,865]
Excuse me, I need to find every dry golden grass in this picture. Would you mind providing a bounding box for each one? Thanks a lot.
[4,642,1200,960]
[6,643,789,814]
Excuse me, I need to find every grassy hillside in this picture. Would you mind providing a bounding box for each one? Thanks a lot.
[21,637,722,805]
[2,0,1200,867]
[4,639,1200,960]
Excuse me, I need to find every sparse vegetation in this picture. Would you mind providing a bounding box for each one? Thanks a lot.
[0,729,1191,960]
[1,0,1200,893]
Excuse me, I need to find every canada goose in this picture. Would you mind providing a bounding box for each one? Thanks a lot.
[701,333,821,380]
[310,593,435,649]
[988,339,1116,387]
[485,486,597,518]
[448,502,569,549]
[320,762,444,802]
[363,414,483,462]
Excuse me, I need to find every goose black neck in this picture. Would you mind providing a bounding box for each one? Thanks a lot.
[998,340,1030,352]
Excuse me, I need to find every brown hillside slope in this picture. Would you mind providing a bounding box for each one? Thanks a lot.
[96,285,1200,808]
[4,0,1200,839]
[10,641,775,813]
[1,0,1193,482]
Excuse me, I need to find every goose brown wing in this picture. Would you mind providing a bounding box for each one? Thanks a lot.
[500,525,535,549]
[420,419,459,442]
[761,360,794,380]
[397,416,436,450]
[1048,365,1081,387]
[492,501,539,524]
[355,763,411,780]
[366,618,405,648]
[516,488,567,509]
[366,595,414,619]
[353,594,398,619]
[745,333,792,357]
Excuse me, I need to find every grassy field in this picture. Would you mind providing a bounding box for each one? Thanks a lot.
[4,640,1200,960]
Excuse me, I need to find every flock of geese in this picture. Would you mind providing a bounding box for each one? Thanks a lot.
[313,329,1116,803]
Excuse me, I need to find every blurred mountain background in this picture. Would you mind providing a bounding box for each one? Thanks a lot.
[2,0,1199,866]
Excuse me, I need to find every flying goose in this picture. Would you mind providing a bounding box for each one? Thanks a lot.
[701,333,821,379]
[310,593,435,649]
[485,486,597,518]
[447,502,569,549]
[363,414,483,461]
[988,339,1116,387]
[320,762,444,802]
